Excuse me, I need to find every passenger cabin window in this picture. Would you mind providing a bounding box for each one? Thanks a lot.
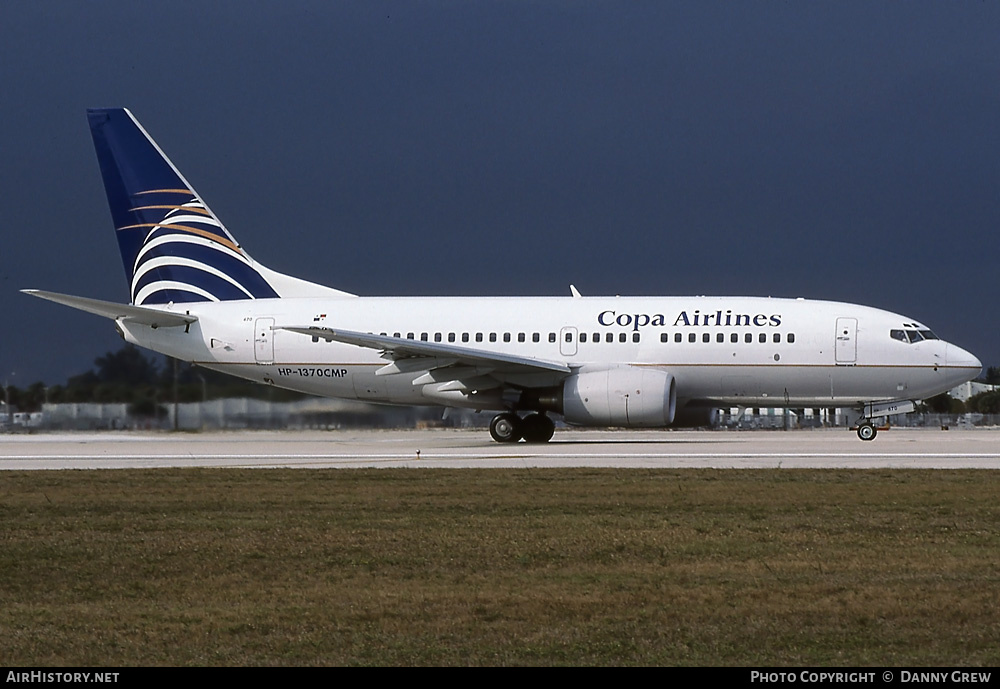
[745,333,752,343]
[580,333,588,343]
[434,333,442,342]
[476,333,483,342]
[632,333,640,343]
[533,333,540,343]
[788,333,795,343]
[730,333,738,343]
[549,333,556,343]
[773,333,781,343]
[489,333,497,342]
[661,333,669,343]
[517,333,525,343]
[759,333,767,343]
[503,333,511,343]
[688,333,696,343]
[462,333,469,343]
[675,333,682,343]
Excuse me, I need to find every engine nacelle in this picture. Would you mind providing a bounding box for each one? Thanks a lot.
[562,367,676,428]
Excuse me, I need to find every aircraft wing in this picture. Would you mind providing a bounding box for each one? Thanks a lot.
[22,289,198,328]
[280,326,572,380]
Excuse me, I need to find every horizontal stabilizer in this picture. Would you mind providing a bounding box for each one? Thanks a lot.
[21,289,198,328]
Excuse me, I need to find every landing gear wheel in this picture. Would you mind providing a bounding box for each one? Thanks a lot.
[490,413,522,443]
[857,422,877,441]
[520,413,555,443]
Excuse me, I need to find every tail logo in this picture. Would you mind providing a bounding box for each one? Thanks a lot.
[89,108,281,305]
[89,108,350,304]
[122,190,278,305]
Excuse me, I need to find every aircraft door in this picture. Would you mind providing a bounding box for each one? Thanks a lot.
[254,318,275,364]
[560,326,578,356]
[835,317,857,364]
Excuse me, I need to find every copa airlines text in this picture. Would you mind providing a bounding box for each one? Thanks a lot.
[600,309,783,329]
[24,109,982,443]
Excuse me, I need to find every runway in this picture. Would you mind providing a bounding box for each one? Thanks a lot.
[1,427,998,469]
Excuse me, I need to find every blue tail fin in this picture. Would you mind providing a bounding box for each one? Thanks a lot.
[88,108,353,305]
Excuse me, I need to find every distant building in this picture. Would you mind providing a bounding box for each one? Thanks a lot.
[0,401,15,426]
[949,381,999,402]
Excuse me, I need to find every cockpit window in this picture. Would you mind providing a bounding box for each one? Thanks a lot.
[891,328,940,344]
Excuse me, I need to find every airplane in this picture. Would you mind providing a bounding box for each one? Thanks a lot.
[24,108,982,442]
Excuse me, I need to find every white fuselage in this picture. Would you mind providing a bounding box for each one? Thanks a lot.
[119,295,980,412]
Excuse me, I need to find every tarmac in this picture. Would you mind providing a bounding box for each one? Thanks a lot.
[1,426,998,469]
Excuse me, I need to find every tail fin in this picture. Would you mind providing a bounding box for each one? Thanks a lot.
[87,108,354,305]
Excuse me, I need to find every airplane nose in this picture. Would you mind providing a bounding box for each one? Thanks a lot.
[946,344,982,377]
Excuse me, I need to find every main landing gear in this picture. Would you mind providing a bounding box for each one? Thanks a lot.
[489,412,555,443]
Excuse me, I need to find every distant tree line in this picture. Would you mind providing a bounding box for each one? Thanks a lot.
[984,366,1000,386]
[5,345,306,414]
[918,365,1000,415]
[965,390,1000,414]
[963,366,1000,414]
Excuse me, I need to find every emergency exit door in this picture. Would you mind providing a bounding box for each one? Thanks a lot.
[559,326,578,356]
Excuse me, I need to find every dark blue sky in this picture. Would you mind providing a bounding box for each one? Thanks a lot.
[2,2,998,385]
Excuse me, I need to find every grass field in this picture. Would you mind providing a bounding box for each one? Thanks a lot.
[2,468,999,666]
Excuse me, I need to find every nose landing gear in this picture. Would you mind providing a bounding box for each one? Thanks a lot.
[856,421,877,441]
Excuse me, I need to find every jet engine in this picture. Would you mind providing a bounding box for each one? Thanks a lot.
[559,367,677,428]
